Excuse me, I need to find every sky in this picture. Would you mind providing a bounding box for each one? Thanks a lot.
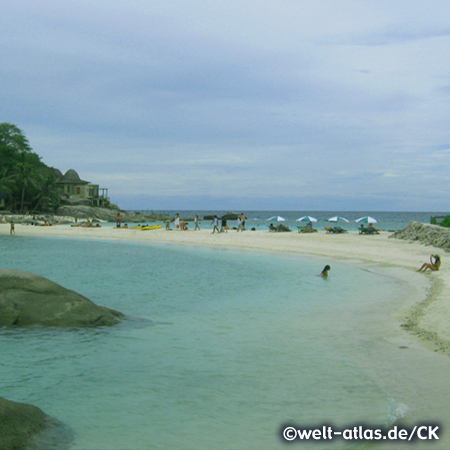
[2,0,450,211]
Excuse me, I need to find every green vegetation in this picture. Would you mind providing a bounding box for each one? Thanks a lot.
[437,216,450,228]
[431,215,450,227]
[0,122,60,213]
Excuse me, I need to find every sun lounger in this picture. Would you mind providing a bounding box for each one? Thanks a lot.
[359,227,379,235]
[268,224,291,232]
[298,226,318,233]
[325,226,348,234]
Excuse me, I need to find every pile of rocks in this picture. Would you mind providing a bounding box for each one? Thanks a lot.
[390,221,450,252]
[1,206,170,224]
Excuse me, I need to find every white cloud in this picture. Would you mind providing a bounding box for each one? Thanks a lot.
[2,0,450,210]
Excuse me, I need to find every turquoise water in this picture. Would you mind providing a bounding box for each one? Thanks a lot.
[2,236,409,449]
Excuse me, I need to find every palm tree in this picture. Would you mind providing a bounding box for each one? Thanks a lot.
[0,122,63,213]
[0,167,17,209]
[0,123,33,211]
[32,173,61,213]
[14,154,42,213]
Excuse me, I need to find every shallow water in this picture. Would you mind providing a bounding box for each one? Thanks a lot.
[0,236,430,449]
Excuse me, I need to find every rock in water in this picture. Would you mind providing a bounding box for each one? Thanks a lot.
[0,397,48,450]
[0,269,125,327]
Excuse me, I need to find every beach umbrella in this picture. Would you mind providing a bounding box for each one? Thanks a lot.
[266,216,286,222]
[296,216,318,222]
[355,216,378,224]
[327,216,349,223]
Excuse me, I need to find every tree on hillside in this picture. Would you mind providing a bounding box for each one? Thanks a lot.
[0,167,16,195]
[0,123,32,166]
[0,122,60,212]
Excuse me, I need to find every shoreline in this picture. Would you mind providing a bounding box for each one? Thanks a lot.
[3,223,450,447]
[2,223,449,355]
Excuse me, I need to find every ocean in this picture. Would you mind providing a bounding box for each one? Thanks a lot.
[1,211,449,449]
[134,210,445,232]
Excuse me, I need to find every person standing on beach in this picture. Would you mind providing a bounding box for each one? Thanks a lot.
[175,213,180,230]
[240,213,246,231]
[194,215,200,230]
[10,221,15,235]
[211,216,220,234]
[115,213,122,228]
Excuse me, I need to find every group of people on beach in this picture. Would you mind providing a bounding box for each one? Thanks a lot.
[165,214,202,231]
[163,213,248,233]
[5,213,443,276]
[211,213,247,233]
[71,221,102,228]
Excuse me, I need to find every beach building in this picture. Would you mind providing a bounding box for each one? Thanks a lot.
[55,169,110,207]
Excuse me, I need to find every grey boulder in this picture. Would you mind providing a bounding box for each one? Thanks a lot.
[0,397,48,450]
[0,269,125,327]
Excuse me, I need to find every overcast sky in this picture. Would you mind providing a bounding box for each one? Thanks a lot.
[2,1,450,211]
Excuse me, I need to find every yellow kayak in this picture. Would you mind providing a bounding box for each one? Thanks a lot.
[140,224,162,231]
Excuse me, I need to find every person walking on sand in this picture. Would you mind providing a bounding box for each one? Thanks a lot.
[220,217,229,233]
[417,254,441,272]
[194,215,200,231]
[237,216,243,232]
[10,221,15,235]
[211,215,220,234]
[174,213,180,230]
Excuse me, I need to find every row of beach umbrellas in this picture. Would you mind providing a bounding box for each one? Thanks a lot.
[266,215,378,223]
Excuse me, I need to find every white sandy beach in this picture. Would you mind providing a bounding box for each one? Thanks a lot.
[3,223,450,448]
[2,223,449,349]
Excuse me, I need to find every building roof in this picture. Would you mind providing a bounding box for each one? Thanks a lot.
[51,168,64,180]
[57,169,90,185]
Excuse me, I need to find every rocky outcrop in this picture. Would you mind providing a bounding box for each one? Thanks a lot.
[61,197,92,207]
[222,212,241,220]
[203,212,240,220]
[55,205,169,223]
[0,397,48,450]
[390,221,450,252]
[0,270,125,327]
